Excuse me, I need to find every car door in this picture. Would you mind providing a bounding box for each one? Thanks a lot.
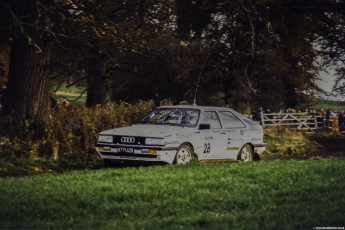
[217,110,247,159]
[198,111,227,159]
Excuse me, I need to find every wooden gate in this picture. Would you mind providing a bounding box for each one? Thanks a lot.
[261,113,318,130]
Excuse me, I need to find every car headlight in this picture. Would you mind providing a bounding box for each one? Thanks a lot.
[99,135,113,143]
[145,138,165,146]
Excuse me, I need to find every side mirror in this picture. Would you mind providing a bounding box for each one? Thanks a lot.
[199,124,210,130]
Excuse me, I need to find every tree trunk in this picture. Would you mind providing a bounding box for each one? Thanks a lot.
[2,31,52,120]
[1,0,52,120]
[85,55,106,108]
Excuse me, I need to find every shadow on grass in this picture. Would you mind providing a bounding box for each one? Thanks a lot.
[0,154,104,178]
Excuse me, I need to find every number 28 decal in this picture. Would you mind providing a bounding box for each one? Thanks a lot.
[203,143,211,153]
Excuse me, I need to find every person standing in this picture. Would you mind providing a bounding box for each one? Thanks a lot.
[257,107,264,125]
[338,111,345,132]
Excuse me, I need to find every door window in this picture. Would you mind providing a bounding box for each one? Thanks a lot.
[203,111,221,129]
[218,111,246,128]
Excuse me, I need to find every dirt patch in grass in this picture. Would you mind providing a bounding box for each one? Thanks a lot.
[309,134,345,158]
[262,127,345,160]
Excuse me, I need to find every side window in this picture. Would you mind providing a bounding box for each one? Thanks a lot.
[218,111,246,128]
[203,111,221,129]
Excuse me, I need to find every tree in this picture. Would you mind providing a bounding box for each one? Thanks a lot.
[0,0,129,114]
[172,0,337,112]
[1,0,53,119]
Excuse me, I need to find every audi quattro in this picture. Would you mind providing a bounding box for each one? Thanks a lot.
[96,105,265,165]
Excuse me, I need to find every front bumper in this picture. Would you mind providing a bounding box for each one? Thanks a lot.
[96,143,177,164]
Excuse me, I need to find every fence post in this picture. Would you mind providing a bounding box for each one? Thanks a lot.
[314,114,318,129]
[261,112,264,128]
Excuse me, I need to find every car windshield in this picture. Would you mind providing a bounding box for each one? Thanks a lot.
[138,108,200,127]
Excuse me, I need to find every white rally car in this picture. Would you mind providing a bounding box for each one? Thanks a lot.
[96,105,265,165]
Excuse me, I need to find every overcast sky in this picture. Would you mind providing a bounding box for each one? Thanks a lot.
[316,68,345,101]
[317,71,336,93]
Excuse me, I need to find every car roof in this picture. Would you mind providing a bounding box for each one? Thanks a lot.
[158,105,234,111]
[155,105,253,126]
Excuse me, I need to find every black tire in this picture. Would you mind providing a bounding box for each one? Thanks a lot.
[238,144,253,162]
[175,144,194,164]
[104,159,113,168]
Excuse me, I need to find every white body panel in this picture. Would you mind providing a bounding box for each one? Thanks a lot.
[96,105,265,164]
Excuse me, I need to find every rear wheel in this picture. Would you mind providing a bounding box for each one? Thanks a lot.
[238,144,253,162]
[175,144,193,164]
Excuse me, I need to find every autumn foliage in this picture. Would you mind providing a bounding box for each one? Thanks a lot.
[0,100,161,160]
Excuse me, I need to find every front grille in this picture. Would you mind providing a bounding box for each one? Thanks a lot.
[112,136,146,145]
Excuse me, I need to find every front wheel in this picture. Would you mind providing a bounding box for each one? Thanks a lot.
[175,144,193,164]
[104,159,113,168]
[238,144,253,162]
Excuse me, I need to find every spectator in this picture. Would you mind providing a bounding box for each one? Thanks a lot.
[326,109,331,119]
[257,107,263,125]
[266,108,271,113]
[331,108,338,117]
[338,111,345,132]
[60,97,70,107]
[316,108,325,128]
[325,109,331,129]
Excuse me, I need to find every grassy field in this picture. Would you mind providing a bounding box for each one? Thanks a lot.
[1,159,344,230]
[51,82,345,110]
[52,83,87,105]
[310,98,345,111]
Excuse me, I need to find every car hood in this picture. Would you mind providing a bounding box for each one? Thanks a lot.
[100,124,195,137]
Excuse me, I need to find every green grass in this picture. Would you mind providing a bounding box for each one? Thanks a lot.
[55,93,87,105]
[52,82,87,105]
[0,155,103,177]
[52,82,85,94]
[312,99,345,111]
[263,130,324,158]
[1,159,344,229]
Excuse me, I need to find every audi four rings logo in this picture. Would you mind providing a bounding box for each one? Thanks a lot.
[121,137,136,143]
